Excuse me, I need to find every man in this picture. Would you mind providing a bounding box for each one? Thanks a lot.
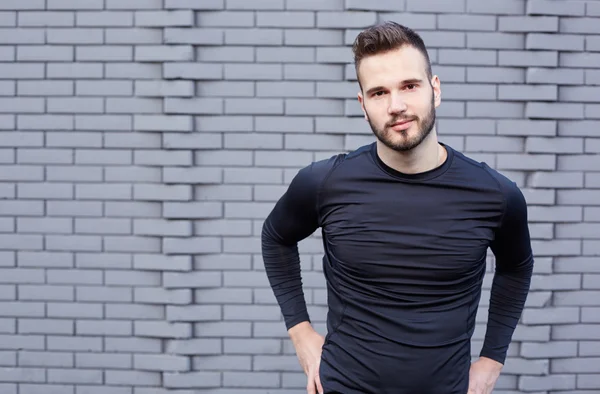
[261,22,534,394]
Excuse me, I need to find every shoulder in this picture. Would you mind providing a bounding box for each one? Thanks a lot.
[451,148,527,217]
[292,143,372,188]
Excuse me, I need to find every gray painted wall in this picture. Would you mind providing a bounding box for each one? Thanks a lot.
[0,0,599,392]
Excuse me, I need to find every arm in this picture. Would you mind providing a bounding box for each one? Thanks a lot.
[261,162,324,331]
[480,181,534,365]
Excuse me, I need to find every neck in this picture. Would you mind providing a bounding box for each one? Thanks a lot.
[376,129,446,175]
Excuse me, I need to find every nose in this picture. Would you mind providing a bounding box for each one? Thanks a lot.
[388,92,408,115]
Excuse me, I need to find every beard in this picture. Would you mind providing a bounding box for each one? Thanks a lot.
[366,95,436,152]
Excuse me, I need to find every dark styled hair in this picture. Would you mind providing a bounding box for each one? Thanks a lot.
[352,21,432,89]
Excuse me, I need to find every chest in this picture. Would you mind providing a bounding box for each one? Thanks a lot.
[319,186,500,282]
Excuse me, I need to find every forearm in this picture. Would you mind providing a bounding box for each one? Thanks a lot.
[261,218,310,330]
[480,254,534,364]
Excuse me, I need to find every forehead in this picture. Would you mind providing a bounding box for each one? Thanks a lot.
[358,46,428,87]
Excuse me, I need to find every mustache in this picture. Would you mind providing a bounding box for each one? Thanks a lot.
[386,116,418,127]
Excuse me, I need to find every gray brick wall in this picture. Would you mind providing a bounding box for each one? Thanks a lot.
[0,0,598,393]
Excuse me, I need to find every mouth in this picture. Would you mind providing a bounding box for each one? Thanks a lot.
[389,118,415,131]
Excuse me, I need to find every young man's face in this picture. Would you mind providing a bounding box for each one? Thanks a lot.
[357,45,441,152]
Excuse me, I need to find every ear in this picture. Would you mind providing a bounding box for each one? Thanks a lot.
[357,91,368,121]
[431,75,441,108]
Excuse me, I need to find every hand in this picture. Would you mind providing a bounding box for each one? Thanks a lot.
[467,356,503,394]
[289,322,325,394]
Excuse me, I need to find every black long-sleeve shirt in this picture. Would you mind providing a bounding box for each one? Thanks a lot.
[262,142,534,394]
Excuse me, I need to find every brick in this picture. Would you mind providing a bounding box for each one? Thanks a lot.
[498,84,557,101]
[47,336,102,352]
[106,98,162,114]
[499,16,558,32]
[17,217,72,234]
[76,286,132,303]
[135,80,194,97]
[197,46,254,62]
[164,97,223,115]
[106,0,163,8]
[286,0,342,10]
[163,237,221,254]
[0,201,43,217]
[47,302,103,319]
[526,137,583,154]
[134,115,193,132]
[76,353,132,370]
[560,17,600,34]
[162,167,222,184]
[376,13,436,30]
[47,63,103,79]
[19,351,73,367]
[0,98,44,113]
[199,81,254,98]
[521,307,580,325]
[134,354,190,372]
[532,240,581,256]
[467,32,524,49]
[17,45,72,61]
[163,371,221,389]
[75,184,132,200]
[106,370,161,386]
[162,202,223,219]
[47,201,103,217]
[105,63,161,79]
[193,355,251,371]
[256,11,314,27]
[163,133,221,149]
[134,150,192,166]
[17,81,74,96]
[405,0,464,12]
[47,28,103,44]
[0,64,43,79]
[136,10,193,26]
[46,166,102,183]
[77,320,132,336]
[48,0,103,9]
[105,28,162,44]
[315,46,352,64]
[225,63,282,81]
[195,186,251,203]
[527,67,584,85]
[527,103,584,120]
[196,11,253,27]
[467,102,524,119]
[18,285,72,302]
[438,14,496,31]
[560,86,600,103]
[76,46,133,62]
[285,64,343,81]
[135,45,193,62]
[0,367,45,382]
[527,33,585,51]
[558,156,600,171]
[76,11,133,26]
[284,29,343,46]
[499,50,557,67]
[316,11,376,28]
[18,11,73,26]
[135,287,192,305]
[519,375,576,391]
[0,166,43,181]
[465,136,523,152]
[105,337,161,353]
[106,304,164,320]
[466,0,524,14]
[560,52,600,68]
[439,49,496,66]
[135,321,192,338]
[0,132,38,148]
[527,0,585,16]
[225,28,283,45]
[529,171,584,188]
[557,223,600,239]
[164,61,222,79]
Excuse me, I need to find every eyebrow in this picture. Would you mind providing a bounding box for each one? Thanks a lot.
[365,79,423,96]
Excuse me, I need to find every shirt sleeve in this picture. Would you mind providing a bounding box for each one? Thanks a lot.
[480,179,534,364]
[261,157,337,331]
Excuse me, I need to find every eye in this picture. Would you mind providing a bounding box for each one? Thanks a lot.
[404,84,417,90]
[372,91,385,97]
